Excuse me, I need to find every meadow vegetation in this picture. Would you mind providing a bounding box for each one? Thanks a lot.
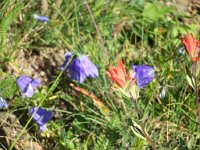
[0,0,200,149]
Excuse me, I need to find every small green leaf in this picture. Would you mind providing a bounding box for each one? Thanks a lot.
[130,120,146,140]
[186,75,194,89]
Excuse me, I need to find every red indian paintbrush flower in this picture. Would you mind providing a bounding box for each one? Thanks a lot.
[182,33,199,62]
[106,60,133,87]
[106,60,127,87]
[106,60,139,99]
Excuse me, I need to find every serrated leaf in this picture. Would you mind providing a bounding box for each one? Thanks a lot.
[0,76,18,98]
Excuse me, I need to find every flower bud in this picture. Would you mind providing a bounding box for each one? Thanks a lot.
[192,61,200,77]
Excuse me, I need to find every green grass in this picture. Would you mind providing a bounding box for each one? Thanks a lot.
[0,0,200,149]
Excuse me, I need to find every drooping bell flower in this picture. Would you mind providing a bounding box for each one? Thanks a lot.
[30,107,54,132]
[106,60,139,99]
[182,33,199,62]
[133,65,156,89]
[61,52,98,83]
[0,97,8,109]
[16,76,40,98]
[33,14,50,22]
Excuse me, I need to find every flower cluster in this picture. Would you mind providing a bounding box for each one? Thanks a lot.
[0,75,53,132]
[0,52,99,131]
[15,76,53,132]
[1,50,157,132]
[106,60,156,98]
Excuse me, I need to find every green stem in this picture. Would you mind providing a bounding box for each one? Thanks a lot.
[130,92,141,119]
[140,125,156,150]
[9,55,74,150]
[129,92,156,149]
[194,77,200,122]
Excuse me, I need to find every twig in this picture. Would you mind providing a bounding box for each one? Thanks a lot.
[83,0,108,57]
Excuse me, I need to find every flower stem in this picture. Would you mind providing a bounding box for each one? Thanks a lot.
[194,77,200,122]
[129,92,156,149]
[140,125,156,150]
[133,99,141,119]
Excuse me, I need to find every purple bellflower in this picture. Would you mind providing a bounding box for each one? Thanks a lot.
[16,76,40,98]
[61,52,98,83]
[33,14,50,22]
[133,65,156,88]
[30,107,54,132]
[0,97,8,109]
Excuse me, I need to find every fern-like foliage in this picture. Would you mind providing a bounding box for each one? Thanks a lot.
[0,3,24,53]
[0,76,18,98]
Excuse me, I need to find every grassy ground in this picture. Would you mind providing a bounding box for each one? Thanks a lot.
[0,0,200,149]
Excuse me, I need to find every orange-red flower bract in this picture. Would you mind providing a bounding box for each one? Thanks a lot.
[106,60,127,87]
[182,33,199,62]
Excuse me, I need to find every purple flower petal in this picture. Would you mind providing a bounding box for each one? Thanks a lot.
[30,107,54,132]
[16,76,40,98]
[0,97,8,109]
[65,52,73,62]
[40,124,47,131]
[80,55,98,78]
[17,76,32,93]
[60,52,73,70]
[61,53,98,83]
[67,56,87,83]
[31,80,41,88]
[133,65,156,88]
[24,84,34,98]
[69,68,87,83]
